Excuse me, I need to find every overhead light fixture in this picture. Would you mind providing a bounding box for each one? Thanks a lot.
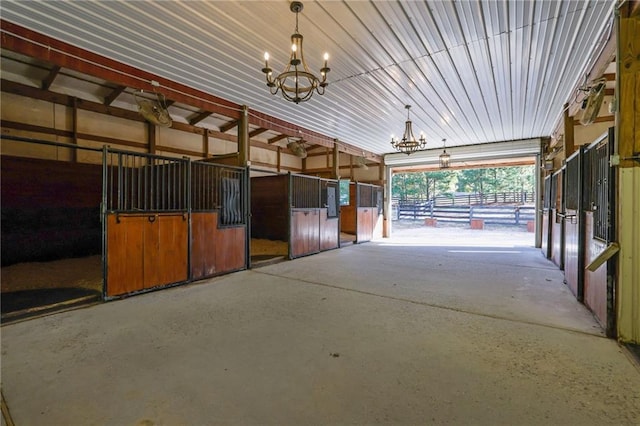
[439,138,451,169]
[390,105,426,155]
[262,1,330,104]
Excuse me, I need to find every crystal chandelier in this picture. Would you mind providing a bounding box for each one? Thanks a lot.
[390,105,426,155]
[439,138,451,168]
[261,1,330,104]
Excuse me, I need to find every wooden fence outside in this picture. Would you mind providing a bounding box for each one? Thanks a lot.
[394,204,536,226]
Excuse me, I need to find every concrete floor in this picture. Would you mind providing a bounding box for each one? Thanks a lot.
[2,226,640,425]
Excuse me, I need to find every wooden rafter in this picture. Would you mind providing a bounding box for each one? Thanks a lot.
[41,65,60,90]
[249,128,268,138]
[268,134,288,144]
[189,111,212,126]
[219,120,238,133]
[104,85,127,106]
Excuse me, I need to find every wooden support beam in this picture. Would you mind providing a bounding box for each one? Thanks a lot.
[572,115,615,126]
[219,119,238,133]
[189,111,213,126]
[104,85,127,106]
[41,65,60,90]
[618,8,640,168]
[202,132,209,158]
[148,122,156,154]
[238,106,249,167]
[268,134,288,144]
[332,142,339,179]
[249,128,268,138]
[563,103,575,157]
[277,146,281,172]
[71,96,78,162]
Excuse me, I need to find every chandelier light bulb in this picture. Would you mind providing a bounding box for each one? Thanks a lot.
[264,52,269,61]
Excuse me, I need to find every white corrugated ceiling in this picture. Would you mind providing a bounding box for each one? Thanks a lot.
[1,0,614,155]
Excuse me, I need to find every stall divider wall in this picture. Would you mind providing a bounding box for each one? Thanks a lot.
[191,161,247,281]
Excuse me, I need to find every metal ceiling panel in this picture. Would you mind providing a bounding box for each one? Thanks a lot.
[1,0,615,156]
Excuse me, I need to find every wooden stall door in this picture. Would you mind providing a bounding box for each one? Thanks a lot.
[584,212,608,327]
[319,209,339,251]
[191,212,217,280]
[372,210,383,240]
[564,211,580,298]
[551,211,564,269]
[107,215,145,296]
[215,226,247,272]
[151,214,188,288]
[107,213,188,297]
[291,209,321,257]
[356,207,373,242]
[541,210,551,258]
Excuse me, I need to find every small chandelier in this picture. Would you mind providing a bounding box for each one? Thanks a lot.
[390,105,426,155]
[439,138,451,169]
[261,1,330,104]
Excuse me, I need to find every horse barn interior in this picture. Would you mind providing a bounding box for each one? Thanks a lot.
[1,1,640,424]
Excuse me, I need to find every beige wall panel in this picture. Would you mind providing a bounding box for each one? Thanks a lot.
[77,109,146,142]
[618,167,640,343]
[1,139,66,160]
[281,153,302,170]
[2,92,55,128]
[251,146,277,165]
[54,103,73,131]
[306,155,329,170]
[575,123,613,146]
[158,127,201,153]
[210,138,237,155]
[352,166,379,182]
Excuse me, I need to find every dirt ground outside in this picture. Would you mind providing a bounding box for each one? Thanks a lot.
[389,219,535,247]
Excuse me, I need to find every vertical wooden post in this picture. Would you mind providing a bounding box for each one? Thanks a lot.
[238,105,249,167]
[202,131,208,158]
[616,3,640,343]
[563,102,575,157]
[148,123,156,155]
[332,141,340,179]
[277,146,282,172]
[71,97,78,162]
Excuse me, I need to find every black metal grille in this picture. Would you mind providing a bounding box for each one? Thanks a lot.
[543,175,551,209]
[591,139,610,241]
[191,162,246,225]
[358,184,375,207]
[105,149,188,212]
[291,174,321,208]
[565,152,580,210]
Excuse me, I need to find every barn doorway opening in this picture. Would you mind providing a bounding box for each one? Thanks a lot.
[391,165,536,246]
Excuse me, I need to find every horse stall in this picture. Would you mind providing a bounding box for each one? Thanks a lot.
[550,168,565,270]
[104,150,248,298]
[1,139,104,320]
[250,172,339,262]
[340,182,383,244]
[582,129,616,335]
[563,147,585,301]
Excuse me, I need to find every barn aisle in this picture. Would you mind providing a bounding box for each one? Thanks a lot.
[2,228,639,425]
